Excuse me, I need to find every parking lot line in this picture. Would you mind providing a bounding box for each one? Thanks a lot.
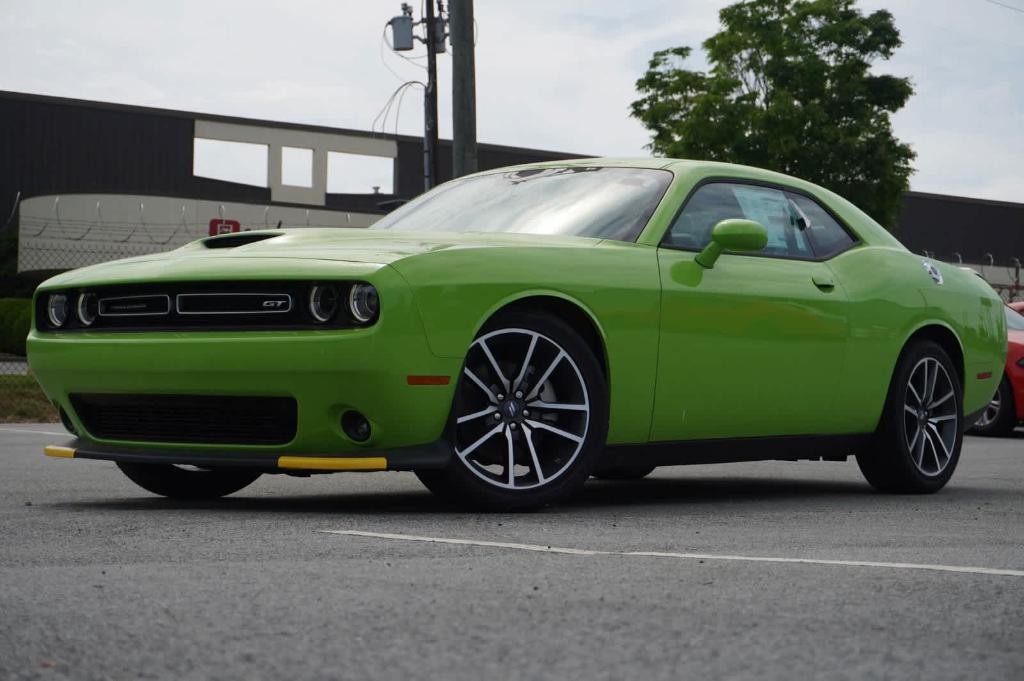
[322,529,1024,578]
[0,427,68,437]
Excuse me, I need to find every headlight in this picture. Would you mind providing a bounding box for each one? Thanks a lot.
[77,293,97,326]
[1017,358,1024,368]
[348,283,379,323]
[309,285,339,323]
[47,294,69,327]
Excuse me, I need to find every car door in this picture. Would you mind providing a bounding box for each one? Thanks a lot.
[651,181,853,441]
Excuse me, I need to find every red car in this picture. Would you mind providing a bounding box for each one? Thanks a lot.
[971,305,1024,436]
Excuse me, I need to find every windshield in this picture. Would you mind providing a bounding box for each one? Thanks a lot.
[370,166,672,242]
[1006,306,1024,331]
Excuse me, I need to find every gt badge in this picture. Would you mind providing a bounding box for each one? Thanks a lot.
[922,260,944,285]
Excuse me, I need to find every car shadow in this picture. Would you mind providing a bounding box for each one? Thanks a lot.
[53,489,444,515]
[570,475,874,509]
[966,430,1024,440]
[50,470,1016,516]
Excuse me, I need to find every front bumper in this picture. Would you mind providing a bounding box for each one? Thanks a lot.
[28,269,463,459]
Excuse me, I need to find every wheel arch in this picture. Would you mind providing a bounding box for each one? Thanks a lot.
[473,292,610,381]
[900,322,965,388]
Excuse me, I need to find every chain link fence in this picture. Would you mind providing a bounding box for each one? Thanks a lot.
[923,253,1024,304]
[1,191,392,422]
[1,223,183,423]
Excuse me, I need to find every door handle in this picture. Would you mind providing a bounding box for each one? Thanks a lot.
[812,272,835,290]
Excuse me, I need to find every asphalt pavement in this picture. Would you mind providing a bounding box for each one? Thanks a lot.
[1,424,1022,680]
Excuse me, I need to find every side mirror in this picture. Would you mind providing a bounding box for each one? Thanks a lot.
[695,219,768,269]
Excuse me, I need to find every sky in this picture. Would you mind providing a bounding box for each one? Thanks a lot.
[0,0,1021,202]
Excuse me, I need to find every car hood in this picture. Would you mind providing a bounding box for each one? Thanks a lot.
[202,228,602,261]
[36,228,603,289]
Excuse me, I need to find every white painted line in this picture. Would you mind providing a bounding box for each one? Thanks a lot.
[326,530,601,556]
[623,551,1024,577]
[0,427,68,437]
[322,530,1024,578]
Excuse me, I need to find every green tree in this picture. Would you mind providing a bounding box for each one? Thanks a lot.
[631,0,915,228]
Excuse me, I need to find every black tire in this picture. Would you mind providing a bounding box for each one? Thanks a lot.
[117,462,261,499]
[416,309,609,511]
[856,340,963,494]
[969,375,1017,437]
[591,462,657,480]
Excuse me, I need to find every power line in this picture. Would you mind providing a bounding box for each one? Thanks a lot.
[985,0,1024,14]
[370,81,423,134]
[393,81,420,135]
[384,81,423,134]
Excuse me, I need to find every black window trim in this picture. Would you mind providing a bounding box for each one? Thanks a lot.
[658,176,862,263]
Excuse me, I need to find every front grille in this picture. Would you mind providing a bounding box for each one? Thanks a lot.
[99,295,171,317]
[70,394,297,446]
[175,292,293,315]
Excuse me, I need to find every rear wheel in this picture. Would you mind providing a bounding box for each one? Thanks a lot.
[117,463,261,499]
[856,340,963,494]
[416,310,608,511]
[969,375,1017,437]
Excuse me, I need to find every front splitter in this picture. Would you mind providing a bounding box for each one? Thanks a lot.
[43,438,452,472]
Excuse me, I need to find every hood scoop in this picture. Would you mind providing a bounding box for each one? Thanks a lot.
[203,232,283,249]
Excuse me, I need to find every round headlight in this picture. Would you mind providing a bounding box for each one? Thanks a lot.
[47,294,69,327]
[348,284,379,323]
[77,293,97,326]
[309,285,339,323]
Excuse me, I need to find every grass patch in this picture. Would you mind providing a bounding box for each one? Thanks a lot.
[0,374,58,423]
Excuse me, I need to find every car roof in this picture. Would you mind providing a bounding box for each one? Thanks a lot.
[466,157,904,250]
[480,156,826,191]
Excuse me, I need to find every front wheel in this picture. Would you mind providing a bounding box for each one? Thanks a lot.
[417,310,609,511]
[969,375,1017,437]
[856,340,963,494]
[117,462,261,499]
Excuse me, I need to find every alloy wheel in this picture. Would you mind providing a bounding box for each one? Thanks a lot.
[453,328,590,490]
[975,392,1002,429]
[902,357,959,476]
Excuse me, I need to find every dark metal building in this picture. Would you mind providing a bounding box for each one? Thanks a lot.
[0,89,580,227]
[1,89,1022,280]
[894,191,1024,265]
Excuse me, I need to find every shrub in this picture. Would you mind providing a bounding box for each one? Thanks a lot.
[0,297,31,356]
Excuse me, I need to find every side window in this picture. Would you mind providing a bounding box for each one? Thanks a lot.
[665,182,813,259]
[787,193,856,258]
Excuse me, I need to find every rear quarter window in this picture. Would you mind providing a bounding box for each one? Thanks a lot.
[787,193,857,259]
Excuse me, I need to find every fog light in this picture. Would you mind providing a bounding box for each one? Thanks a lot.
[47,293,69,327]
[341,410,372,442]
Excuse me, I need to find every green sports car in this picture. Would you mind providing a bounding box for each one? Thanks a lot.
[29,159,1006,510]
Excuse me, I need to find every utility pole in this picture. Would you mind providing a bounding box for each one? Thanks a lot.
[450,0,477,177]
[388,2,448,190]
[423,1,440,190]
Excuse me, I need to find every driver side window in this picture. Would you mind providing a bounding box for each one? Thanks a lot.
[665,182,813,259]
